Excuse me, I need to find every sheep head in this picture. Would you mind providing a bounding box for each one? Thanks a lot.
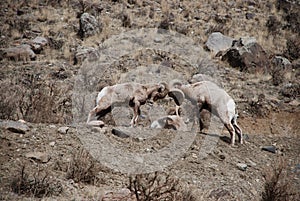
[152,81,169,101]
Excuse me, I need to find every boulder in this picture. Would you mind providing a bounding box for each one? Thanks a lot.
[222,37,270,73]
[271,56,292,85]
[3,44,36,63]
[74,46,100,64]
[280,83,300,99]
[205,32,234,56]
[0,120,30,134]
[78,13,102,39]
[272,56,291,68]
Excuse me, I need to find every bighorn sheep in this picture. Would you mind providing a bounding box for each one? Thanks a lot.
[150,115,188,131]
[87,82,169,127]
[168,80,242,145]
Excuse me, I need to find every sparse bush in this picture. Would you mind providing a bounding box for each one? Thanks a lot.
[262,158,300,201]
[66,148,98,184]
[11,165,62,198]
[128,172,196,201]
[0,69,71,123]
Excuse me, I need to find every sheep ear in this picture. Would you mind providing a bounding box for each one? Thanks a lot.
[168,89,185,106]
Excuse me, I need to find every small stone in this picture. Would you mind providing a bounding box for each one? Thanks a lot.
[58,126,69,134]
[49,125,56,129]
[154,37,163,43]
[87,120,105,127]
[237,163,248,171]
[49,141,56,146]
[289,99,300,106]
[219,154,226,160]
[192,153,198,159]
[25,152,51,163]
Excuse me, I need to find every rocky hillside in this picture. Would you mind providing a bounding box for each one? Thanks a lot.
[0,0,299,200]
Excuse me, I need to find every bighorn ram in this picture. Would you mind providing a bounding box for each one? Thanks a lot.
[87,82,169,127]
[168,80,243,145]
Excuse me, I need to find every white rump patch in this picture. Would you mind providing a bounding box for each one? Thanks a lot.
[226,99,236,119]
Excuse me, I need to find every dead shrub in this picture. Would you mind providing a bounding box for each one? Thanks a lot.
[66,148,98,184]
[0,70,71,123]
[262,158,300,201]
[128,172,196,201]
[11,165,62,198]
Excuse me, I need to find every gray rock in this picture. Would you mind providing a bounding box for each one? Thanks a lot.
[25,152,51,163]
[74,46,100,64]
[4,44,36,62]
[222,37,270,73]
[237,163,248,171]
[112,128,130,138]
[78,13,102,38]
[272,56,291,68]
[262,145,276,153]
[205,32,234,56]
[0,120,30,134]
[57,126,69,134]
[31,36,48,53]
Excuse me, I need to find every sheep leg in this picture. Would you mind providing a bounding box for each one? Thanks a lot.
[224,123,236,146]
[130,101,141,127]
[233,124,243,144]
[231,115,243,144]
[175,105,180,116]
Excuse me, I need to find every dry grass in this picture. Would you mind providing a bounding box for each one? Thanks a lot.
[262,158,300,201]
[11,165,62,198]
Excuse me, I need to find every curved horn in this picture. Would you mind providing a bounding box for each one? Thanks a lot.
[168,88,185,106]
[169,79,183,89]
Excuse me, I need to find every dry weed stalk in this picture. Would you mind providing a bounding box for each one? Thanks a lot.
[11,165,62,198]
[262,158,300,201]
